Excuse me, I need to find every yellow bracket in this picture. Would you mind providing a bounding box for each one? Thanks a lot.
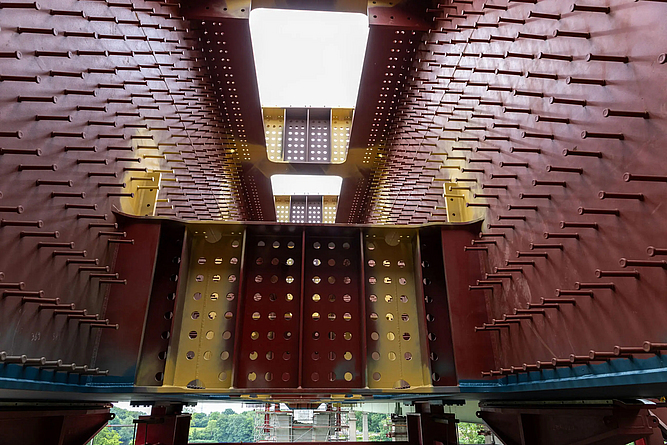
[263,107,353,164]
[437,181,476,223]
[119,170,162,217]
[263,107,285,162]
[274,195,291,222]
[331,108,353,164]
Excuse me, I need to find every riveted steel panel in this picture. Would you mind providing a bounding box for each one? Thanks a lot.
[363,0,667,382]
[301,229,364,388]
[234,228,303,389]
[362,227,430,390]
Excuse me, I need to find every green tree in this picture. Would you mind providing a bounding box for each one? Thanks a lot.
[212,411,254,442]
[187,410,254,443]
[189,427,211,443]
[457,422,485,444]
[199,418,217,441]
[109,406,144,445]
[368,412,389,434]
[191,412,210,428]
[352,411,391,441]
[93,428,121,445]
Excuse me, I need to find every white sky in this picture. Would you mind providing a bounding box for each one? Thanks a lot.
[250,9,369,108]
[113,401,412,415]
[271,174,343,196]
[113,401,254,414]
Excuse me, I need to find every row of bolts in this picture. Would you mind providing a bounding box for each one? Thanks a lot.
[481,342,667,377]
[0,54,239,323]
[372,0,667,376]
[0,0,195,380]
[0,350,108,375]
[0,0,245,219]
[367,0,666,222]
[0,0,191,355]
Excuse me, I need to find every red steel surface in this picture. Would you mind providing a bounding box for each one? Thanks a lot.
[417,226,458,386]
[96,220,161,379]
[134,222,186,386]
[301,230,364,388]
[0,0,244,376]
[362,0,667,376]
[235,230,304,389]
[0,0,666,408]
[0,404,112,445]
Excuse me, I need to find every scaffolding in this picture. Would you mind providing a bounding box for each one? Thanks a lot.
[253,404,351,442]
[387,415,408,442]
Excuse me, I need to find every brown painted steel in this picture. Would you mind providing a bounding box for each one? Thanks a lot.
[363,0,667,378]
[135,222,186,386]
[408,404,459,445]
[235,226,304,388]
[417,226,457,386]
[0,403,112,445]
[100,217,474,397]
[0,0,666,432]
[301,228,364,388]
[180,1,432,223]
[135,404,192,445]
[0,0,244,382]
[479,401,664,445]
[440,223,495,380]
[96,219,161,379]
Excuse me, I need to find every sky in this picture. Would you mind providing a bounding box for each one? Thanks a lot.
[114,401,412,415]
[114,401,255,414]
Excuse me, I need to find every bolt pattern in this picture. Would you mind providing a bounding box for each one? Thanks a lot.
[362,0,667,377]
[0,0,244,379]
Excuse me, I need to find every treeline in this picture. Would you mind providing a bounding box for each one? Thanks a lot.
[95,407,254,444]
[351,411,484,444]
[353,411,391,440]
[92,407,484,445]
[189,410,254,443]
[97,407,144,445]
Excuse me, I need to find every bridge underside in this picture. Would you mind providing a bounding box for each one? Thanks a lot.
[0,0,667,443]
